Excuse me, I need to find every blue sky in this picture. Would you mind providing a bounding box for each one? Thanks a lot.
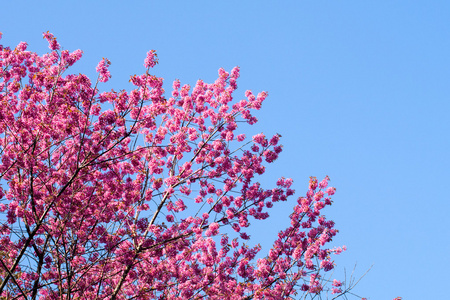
[1,1,449,299]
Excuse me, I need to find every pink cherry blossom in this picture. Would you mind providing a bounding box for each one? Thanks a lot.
[0,32,390,300]
[144,49,158,68]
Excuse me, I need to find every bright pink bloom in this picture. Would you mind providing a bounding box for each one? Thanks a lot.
[144,49,158,68]
[332,279,342,287]
[96,58,111,82]
[43,31,60,50]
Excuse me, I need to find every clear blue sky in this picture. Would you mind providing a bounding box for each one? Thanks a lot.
[1,1,449,299]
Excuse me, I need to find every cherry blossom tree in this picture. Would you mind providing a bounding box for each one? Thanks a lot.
[0,31,368,299]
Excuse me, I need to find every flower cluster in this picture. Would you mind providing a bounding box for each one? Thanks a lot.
[96,57,111,82]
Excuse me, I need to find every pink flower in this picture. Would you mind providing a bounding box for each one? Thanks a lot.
[230,66,240,78]
[269,134,280,146]
[236,134,246,142]
[309,176,318,190]
[332,279,342,287]
[96,58,111,82]
[264,150,278,163]
[144,50,158,68]
[205,222,220,236]
[43,31,60,50]
[326,187,336,196]
[320,260,334,271]
[318,176,330,189]
[172,79,180,90]
[252,133,265,145]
